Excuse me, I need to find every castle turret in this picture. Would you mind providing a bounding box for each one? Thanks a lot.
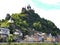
[27,5,35,13]
[27,5,31,10]
[22,7,26,13]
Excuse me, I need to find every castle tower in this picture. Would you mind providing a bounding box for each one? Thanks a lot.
[27,5,31,10]
[21,7,26,13]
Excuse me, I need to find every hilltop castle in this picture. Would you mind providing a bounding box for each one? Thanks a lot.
[21,5,34,13]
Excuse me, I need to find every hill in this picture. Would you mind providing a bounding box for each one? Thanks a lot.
[0,5,60,36]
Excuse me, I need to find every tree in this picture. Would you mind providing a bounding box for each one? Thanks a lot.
[1,19,5,22]
[5,13,10,20]
[8,23,15,34]
[33,22,41,31]
[7,34,13,45]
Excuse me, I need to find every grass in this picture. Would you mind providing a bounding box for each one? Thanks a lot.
[0,42,60,45]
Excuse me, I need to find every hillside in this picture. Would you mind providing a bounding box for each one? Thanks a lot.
[0,5,60,36]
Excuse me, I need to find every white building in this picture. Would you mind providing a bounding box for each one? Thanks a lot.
[0,28,10,35]
[13,29,23,36]
[13,29,23,42]
[0,28,10,38]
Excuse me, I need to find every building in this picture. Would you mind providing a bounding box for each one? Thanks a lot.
[27,5,31,10]
[21,7,26,13]
[13,29,23,42]
[0,28,10,35]
[0,28,10,42]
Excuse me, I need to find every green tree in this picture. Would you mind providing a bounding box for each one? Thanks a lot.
[33,22,41,31]
[7,34,13,45]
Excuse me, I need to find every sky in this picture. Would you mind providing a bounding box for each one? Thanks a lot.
[0,0,60,29]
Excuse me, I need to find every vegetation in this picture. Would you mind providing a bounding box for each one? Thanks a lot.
[0,43,59,45]
[0,5,60,37]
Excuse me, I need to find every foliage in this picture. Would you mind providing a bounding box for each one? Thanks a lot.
[0,43,59,45]
[33,22,41,31]
[1,20,10,28]
[7,34,13,42]
[0,6,60,36]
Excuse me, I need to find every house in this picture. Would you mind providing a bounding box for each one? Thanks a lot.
[24,35,34,42]
[13,29,23,36]
[13,29,23,42]
[0,28,10,42]
[57,35,60,42]
[24,32,46,42]
[0,28,10,35]
[46,33,53,42]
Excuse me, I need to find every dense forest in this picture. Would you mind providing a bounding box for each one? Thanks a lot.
[0,5,60,36]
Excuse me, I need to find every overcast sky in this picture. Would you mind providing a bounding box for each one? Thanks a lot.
[0,0,60,29]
